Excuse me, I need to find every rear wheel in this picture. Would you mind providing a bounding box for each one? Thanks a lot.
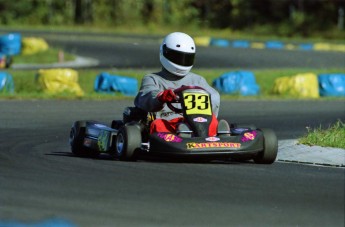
[69,121,99,158]
[111,120,124,130]
[116,124,141,161]
[254,128,278,164]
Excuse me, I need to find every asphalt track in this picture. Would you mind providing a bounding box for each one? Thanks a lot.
[1,31,345,226]
[47,35,345,69]
[3,29,344,69]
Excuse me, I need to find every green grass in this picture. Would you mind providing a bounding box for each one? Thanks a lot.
[298,120,345,149]
[12,48,75,64]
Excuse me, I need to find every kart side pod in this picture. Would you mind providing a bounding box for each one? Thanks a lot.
[69,121,118,157]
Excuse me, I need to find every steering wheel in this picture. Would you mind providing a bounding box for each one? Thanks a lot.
[166,85,207,113]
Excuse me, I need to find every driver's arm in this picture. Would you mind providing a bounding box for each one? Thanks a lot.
[134,75,165,112]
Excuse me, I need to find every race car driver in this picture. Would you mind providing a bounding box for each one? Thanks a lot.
[133,32,227,136]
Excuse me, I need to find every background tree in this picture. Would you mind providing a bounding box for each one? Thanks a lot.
[0,0,343,39]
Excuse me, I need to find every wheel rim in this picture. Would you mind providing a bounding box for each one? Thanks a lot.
[116,133,125,156]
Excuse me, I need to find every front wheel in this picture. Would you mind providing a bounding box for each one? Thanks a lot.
[116,124,142,161]
[70,121,87,156]
[254,128,278,164]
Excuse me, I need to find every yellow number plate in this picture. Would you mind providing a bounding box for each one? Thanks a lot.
[183,93,212,115]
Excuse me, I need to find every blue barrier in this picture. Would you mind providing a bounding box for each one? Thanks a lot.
[0,218,77,227]
[299,43,314,51]
[265,41,284,49]
[212,71,260,96]
[210,38,230,47]
[0,72,14,93]
[94,72,138,96]
[0,33,22,55]
[232,40,250,48]
[318,74,345,97]
[196,36,344,52]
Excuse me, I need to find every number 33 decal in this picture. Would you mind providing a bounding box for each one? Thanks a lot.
[183,93,212,115]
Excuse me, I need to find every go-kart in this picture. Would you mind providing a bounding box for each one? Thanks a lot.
[69,86,278,164]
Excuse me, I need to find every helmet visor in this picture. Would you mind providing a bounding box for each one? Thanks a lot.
[163,44,195,66]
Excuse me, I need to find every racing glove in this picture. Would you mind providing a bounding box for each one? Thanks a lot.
[157,89,177,103]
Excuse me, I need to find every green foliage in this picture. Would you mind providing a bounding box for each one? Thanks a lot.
[0,0,73,25]
[0,0,344,39]
[13,48,75,64]
[164,0,199,26]
[298,120,345,149]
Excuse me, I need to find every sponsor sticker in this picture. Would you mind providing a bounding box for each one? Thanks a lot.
[241,130,257,142]
[97,131,109,151]
[205,137,220,142]
[193,117,208,123]
[186,142,241,149]
[157,133,182,143]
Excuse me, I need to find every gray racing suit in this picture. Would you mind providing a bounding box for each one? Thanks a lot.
[134,68,220,121]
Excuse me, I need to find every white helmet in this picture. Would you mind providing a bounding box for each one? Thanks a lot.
[160,32,196,76]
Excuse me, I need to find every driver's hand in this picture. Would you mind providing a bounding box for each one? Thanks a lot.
[157,89,177,103]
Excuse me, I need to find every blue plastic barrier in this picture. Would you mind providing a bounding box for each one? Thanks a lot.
[318,74,345,97]
[94,72,138,96]
[0,72,14,93]
[265,41,284,49]
[232,40,250,48]
[0,218,76,227]
[299,43,314,51]
[212,71,260,96]
[210,38,230,47]
[0,33,21,55]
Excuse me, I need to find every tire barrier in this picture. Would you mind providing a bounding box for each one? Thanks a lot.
[21,37,49,55]
[0,33,21,56]
[209,38,230,47]
[272,73,320,98]
[0,72,14,93]
[194,36,345,52]
[0,33,50,68]
[319,74,345,97]
[3,70,343,98]
[94,72,138,96]
[194,36,212,47]
[212,71,260,96]
[36,68,84,96]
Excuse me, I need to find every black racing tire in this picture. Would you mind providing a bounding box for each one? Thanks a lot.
[254,128,278,164]
[111,120,124,130]
[70,121,99,158]
[70,121,87,156]
[116,124,141,161]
